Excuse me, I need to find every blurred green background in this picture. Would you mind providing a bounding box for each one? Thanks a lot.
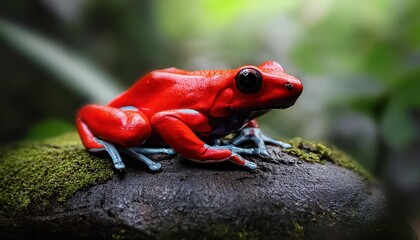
[0,0,419,218]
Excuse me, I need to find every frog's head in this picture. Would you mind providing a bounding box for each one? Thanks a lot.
[211,61,303,117]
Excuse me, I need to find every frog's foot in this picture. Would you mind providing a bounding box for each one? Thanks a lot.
[212,144,262,155]
[232,127,291,157]
[208,144,258,170]
[94,138,125,170]
[127,147,176,155]
[120,147,176,171]
[230,153,257,170]
[93,138,176,171]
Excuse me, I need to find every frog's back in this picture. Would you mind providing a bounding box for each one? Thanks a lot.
[108,69,232,117]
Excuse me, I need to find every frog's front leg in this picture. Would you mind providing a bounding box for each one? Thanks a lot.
[151,109,257,169]
[76,105,174,171]
[232,120,291,156]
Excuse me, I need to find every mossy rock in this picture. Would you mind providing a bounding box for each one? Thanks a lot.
[0,133,414,239]
[0,133,114,215]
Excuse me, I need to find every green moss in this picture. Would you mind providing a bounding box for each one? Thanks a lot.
[205,225,260,240]
[111,228,127,240]
[0,132,114,216]
[293,222,305,235]
[211,225,230,237]
[156,224,260,240]
[284,137,374,183]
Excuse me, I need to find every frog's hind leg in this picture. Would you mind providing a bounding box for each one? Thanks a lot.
[119,147,176,172]
[76,104,151,148]
[76,104,153,170]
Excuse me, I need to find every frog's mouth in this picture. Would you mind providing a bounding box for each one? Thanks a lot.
[230,97,298,114]
[272,102,294,109]
[234,101,296,114]
[256,97,297,110]
[272,96,299,109]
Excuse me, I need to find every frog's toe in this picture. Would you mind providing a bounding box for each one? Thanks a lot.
[128,147,176,155]
[162,148,176,155]
[260,149,269,157]
[262,136,291,149]
[244,160,257,170]
[94,138,126,170]
[121,147,163,172]
[114,161,126,170]
[282,143,292,149]
[213,145,262,156]
[149,162,162,172]
[228,153,258,170]
[232,133,246,146]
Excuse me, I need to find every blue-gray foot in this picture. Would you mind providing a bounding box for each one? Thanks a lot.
[232,127,291,156]
[122,147,176,171]
[212,144,262,155]
[92,138,176,171]
[94,138,125,170]
[210,145,258,170]
[243,159,257,170]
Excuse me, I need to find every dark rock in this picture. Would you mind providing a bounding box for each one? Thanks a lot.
[0,133,414,240]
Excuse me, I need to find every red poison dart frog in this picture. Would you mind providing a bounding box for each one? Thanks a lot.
[76,61,303,171]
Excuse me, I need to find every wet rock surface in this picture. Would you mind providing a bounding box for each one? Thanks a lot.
[0,135,414,240]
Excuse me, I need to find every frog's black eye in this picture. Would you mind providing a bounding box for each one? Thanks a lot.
[235,68,263,94]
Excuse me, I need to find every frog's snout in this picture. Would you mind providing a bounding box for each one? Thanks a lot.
[284,76,303,96]
[272,76,303,109]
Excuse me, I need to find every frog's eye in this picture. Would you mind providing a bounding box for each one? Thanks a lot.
[235,68,263,94]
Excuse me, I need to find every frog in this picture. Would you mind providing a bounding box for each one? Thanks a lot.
[76,61,303,171]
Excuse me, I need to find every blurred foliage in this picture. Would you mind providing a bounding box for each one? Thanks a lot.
[0,20,122,104]
[25,118,75,140]
[291,0,420,156]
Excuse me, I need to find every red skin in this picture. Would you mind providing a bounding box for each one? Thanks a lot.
[76,61,303,166]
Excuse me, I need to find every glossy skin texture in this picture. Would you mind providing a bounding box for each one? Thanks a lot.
[76,61,303,170]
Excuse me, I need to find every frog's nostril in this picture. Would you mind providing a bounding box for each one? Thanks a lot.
[285,82,294,90]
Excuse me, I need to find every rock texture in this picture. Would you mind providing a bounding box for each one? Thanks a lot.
[0,133,414,240]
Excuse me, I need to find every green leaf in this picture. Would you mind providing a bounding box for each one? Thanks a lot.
[0,20,123,104]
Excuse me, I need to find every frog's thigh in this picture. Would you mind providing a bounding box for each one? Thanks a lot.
[77,104,151,147]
